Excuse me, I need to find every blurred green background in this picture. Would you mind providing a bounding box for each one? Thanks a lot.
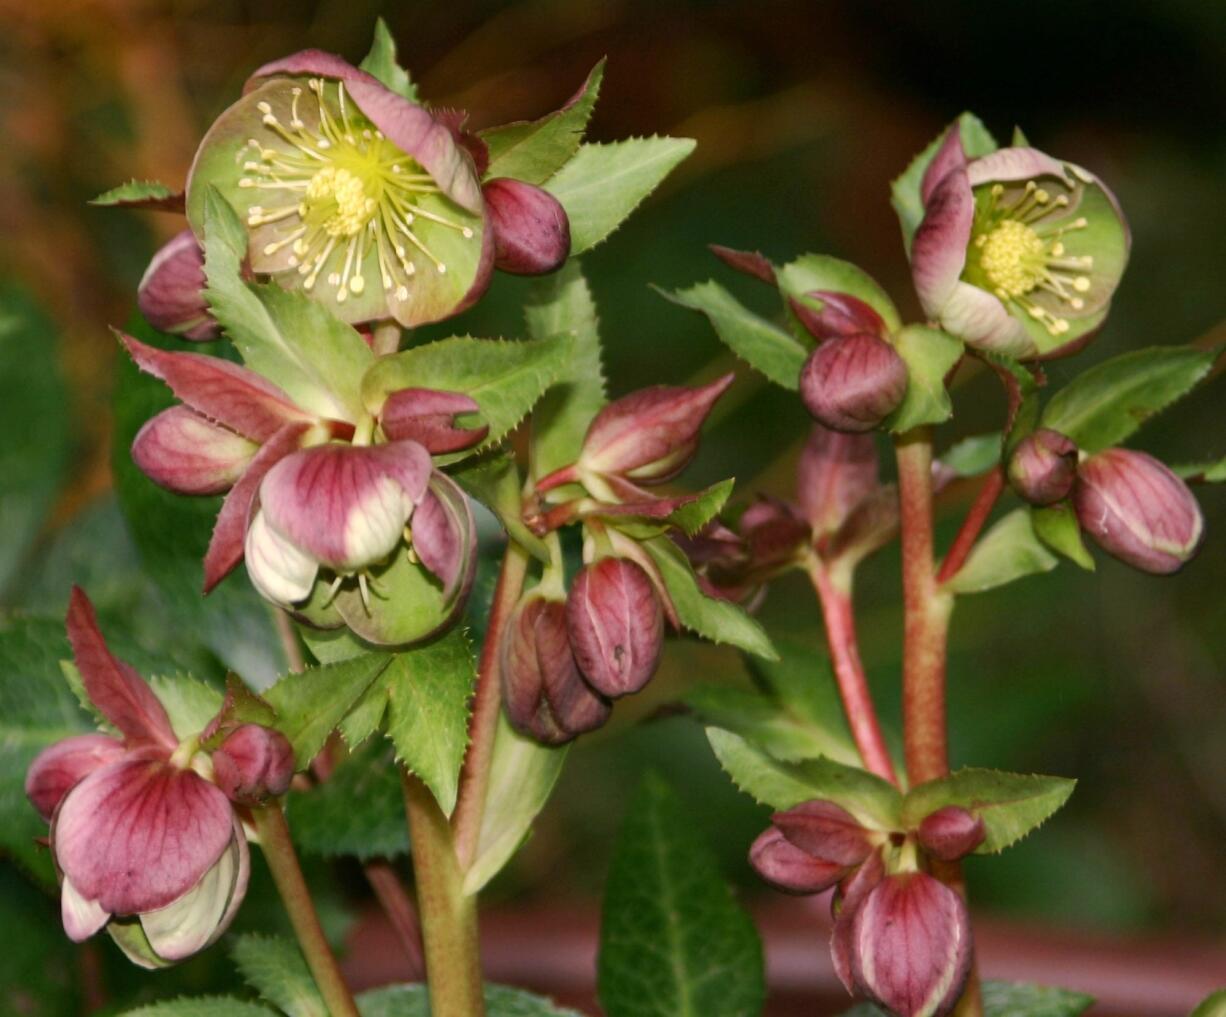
[0,0,1223,1013]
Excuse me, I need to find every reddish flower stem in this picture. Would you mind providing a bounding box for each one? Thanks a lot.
[936,467,1005,585]
[806,558,899,785]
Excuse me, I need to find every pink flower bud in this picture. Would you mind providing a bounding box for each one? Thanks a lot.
[380,387,489,454]
[483,178,571,275]
[796,424,879,538]
[831,848,885,993]
[137,230,218,340]
[1007,428,1077,505]
[740,497,811,571]
[577,374,734,485]
[211,724,294,804]
[133,406,259,496]
[1074,448,1204,574]
[772,800,874,867]
[916,806,986,862]
[502,596,611,744]
[566,557,663,698]
[749,827,845,894]
[25,734,125,822]
[851,872,973,1017]
[790,290,887,342]
[412,472,478,605]
[799,334,908,433]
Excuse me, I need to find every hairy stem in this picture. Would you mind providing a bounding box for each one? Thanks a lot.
[404,770,485,1017]
[806,557,898,785]
[451,542,530,870]
[252,802,360,1017]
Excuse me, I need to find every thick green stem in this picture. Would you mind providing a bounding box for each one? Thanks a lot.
[894,428,982,1017]
[252,802,360,1017]
[404,770,485,1017]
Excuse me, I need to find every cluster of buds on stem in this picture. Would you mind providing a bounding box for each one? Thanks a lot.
[24,590,295,967]
[750,797,985,1017]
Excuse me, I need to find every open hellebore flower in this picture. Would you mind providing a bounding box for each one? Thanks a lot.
[502,594,611,745]
[566,557,664,698]
[138,230,218,340]
[1073,448,1204,574]
[1007,427,1078,505]
[187,50,494,328]
[912,129,1129,358]
[25,589,250,968]
[799,332,908,433]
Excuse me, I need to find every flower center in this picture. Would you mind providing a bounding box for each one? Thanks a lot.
[970,181,1094,337]
[239,78,475,304]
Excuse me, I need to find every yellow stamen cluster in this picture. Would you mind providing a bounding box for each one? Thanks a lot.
[238,79,474,306]
[972,180,1094,337]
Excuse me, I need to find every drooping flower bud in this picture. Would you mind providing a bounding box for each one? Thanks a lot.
[573,375,735,487]
[133,406,260,496]
[483,177,571,275]
[566,557,663,698]
[739,497,810,572]
[1073,448,1204,574]
[502,595,611,744]
[1007,428,1077,505]
[831,847,886,994]
[790,290,887,343]
[916,806,986,862]
[211,724,295,805]
[799,334,907,433]
[380,388,489,454]
[772,800,874,867]
[748,827,845,894]
[796,425,879,538]
[137,230,218,341]
[850,872,973,1017]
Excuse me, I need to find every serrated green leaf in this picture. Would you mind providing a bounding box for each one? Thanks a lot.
[1191,990,1226,1017]
[939,432,1003,478]
[122,998,276,1016]
[263,652,391,767]
[0,287,71,597]
[148,673,223,739]
[775,254,902,336]
[1174,456,1226,483]
[231,933,326,1017]
[359,18,418,101]
[892,112,998,251]
[841,981,1093,1017]
[482,61,605,184]
[462,713,568,895]
[381,629,475,816]
[90,178,177,206]
[361,334,575,463]
[357,983,584,1017]
[607,479,734,541]
[544,137,696,254]
[943,508,1058,594]
[525,261,606,480]
[885,324,964,433]
[1040,345,1217,453]
[656,279,805,390]
[1030,503,1095,571]
[201,187,374,421]
[598,775,764,1017]
[706,728,901,828]
[451,452,550,564]
[902,767,1076,854]
[642,537,776,660]
[286,742,408,859]
[0,617,92,884]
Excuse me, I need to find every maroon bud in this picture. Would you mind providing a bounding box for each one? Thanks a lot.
[137,230,218,340]
[851,872,973,1017]
[502,596,610,744]
[791,290,887,342]
[831,848,886,993]
[25,734,125,822]
[1074,448,1204,574]
[577,374,734,485]
[797,424,879,538]
[709,243,776,285]
[483,178,571,275]
[1007,428,1078,505]
[799,333,908,433]
[212,724,294,805]
[740,497,810,570]
[380,388,489,454]
[917,806,986,862]
[749,827,845,894]
[772,800,874,867]
[566,558,663,698]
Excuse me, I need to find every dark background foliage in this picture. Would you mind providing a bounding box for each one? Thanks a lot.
[0,0,1222,1014]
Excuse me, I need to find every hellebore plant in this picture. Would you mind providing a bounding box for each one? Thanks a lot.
[22,23,1224,1017]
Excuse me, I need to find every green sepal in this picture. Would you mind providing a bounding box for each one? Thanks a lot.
[1030,502,1095,571]
[942,508,1059,594]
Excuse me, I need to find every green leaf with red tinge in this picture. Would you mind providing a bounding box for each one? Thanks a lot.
[942,508,1058,594]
